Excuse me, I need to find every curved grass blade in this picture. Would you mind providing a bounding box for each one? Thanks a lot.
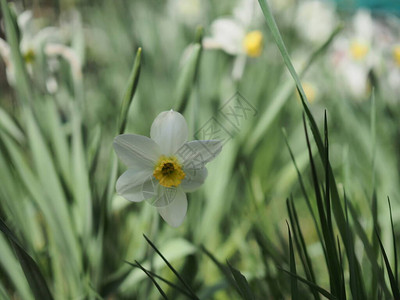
[343,193,366,300]
[376,230,400,299]
[257,0,348,249]
[287,198,320,300]
[0,0,32,103]
[125,261,194,298]
[303,115,343,297]
[201,246,240,293]
[134,260,168,300]
[143,234,199,299]
[388,197,398,286]
[286,221,299,300]
[279,268,337,300]
[0,217,54,300]
[175,42,202,114]
[348,202,391,298]
[227,262,255,300]
[117,47,142,134]
[282,128,325,255]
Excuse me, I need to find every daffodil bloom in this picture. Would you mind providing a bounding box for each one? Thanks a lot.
[202,0,263,79]
[203,20,263,58]
[331,10,379,98]
[0,9,81,93]
[295,0,337,45]
[113,110,222,227]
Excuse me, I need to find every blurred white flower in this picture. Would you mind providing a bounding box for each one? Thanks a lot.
[0,9,81,93]
[381,44,400,102]
[203,0,263,79]
[295,0,337,44]
[114,110,222,227]
[331,10,379,98]
[167,0,203,26]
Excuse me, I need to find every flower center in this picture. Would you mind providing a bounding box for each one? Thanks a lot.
[393,45,400,67]
[243,31,263,57]
[350,41,369,60]
[23,48,35,64]
[153,156,185,187]
[297,82,317,103]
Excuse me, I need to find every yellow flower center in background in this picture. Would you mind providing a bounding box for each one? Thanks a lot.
[393,45,400,67]
[153,156,185,187]
[243,30,263,57]
[296,82,317,103]
[350,41,369,60]
[23,48,35,64]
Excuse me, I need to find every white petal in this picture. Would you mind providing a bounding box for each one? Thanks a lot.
[176,140,222,169]
[150,110,188,156]
[113,134,161,168]
[116,168,153,202]
[146,184,179,207]
[181,167,208,192]
[209,18,245,55]
[157,189,187,227]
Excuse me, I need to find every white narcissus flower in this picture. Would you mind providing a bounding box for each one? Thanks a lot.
[0,9,81,93]
[113,110,222,227]
[295,0,337,45]
[202,0,264,79]
[331,10,379,99]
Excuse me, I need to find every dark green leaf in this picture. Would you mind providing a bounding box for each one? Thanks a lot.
[0,218,53,300]
[227,262,255,300]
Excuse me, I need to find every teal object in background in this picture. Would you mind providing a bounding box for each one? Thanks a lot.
[332,0,400,12]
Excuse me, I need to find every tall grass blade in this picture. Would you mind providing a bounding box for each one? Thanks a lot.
[227,262,255,300]
[376,230,400,299]
[287,198,320,300]
[126,261,194,298]
[0,217,54,300]
[201,246,240,293]
[175,42,202,113]
[388,197,398,287]
[117,47,142,134]
[134,260,169,300]
[257,0,348,247]
[0,0,32,103]
[286,221,299,300]
[279,268,337,300]
[303,115,342,297]
[143,234,199,299]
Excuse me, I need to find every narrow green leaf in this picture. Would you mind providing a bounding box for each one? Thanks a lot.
[287,198,320,300]
[227,262,255,300]
[287,221,298,300]
[258,0,348,249]
[376,231,400,299]
[175,43,202,113]
[388,198,398,287]
[0,217,54,300]
[117,47,142,134]
[303,115,342,296]
[343,193,363,300]
[245,24,342,154]
[125,261,195,298]
[201,246,240,292]
[143,234,199,299]
[134,260,169,300]
[279,268,337,300]
[0,107,24,144]
[282,128,325,253]
[0,0,32,103]
[348,202,391,298]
